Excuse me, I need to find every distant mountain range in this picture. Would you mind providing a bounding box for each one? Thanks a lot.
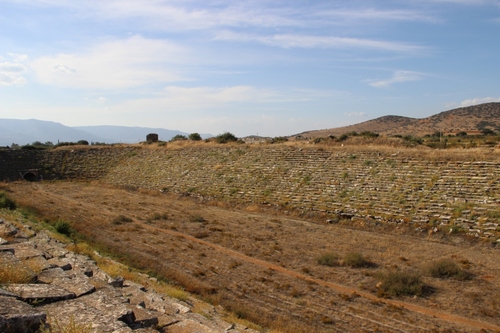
[2,102,499,146]
[0,119,212,146]
[293,102,500,139]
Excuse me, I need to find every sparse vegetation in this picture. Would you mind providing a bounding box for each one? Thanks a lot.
[377,270,426,297]
[425,259,473,280]
[0,191,16,210]
[343,252,372,268]
[54,220,72,236]
[0,261,37,284]
[170,134,188,142]
[40,316,92,333]
[111,215,133,225]
[190,215,206,223]
[317,252,340,267]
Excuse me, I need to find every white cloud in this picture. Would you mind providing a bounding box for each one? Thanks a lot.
[316,8,437,23]
[344,112,368,117]
[367,70,423,88]
[214,31,425,53]
[30,35,187,89]
[0,54,28,86]
[459,97,500,106]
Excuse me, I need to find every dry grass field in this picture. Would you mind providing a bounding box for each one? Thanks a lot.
[2,180,500,333]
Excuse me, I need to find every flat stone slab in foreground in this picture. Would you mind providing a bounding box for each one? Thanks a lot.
[0,296,46,333]
[41,289,135,333]
[7,284,76,305]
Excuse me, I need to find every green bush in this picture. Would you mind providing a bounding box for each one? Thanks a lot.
[54,220,72,236]
[188,133,202,141]
[0,192,16,210]
[170,134,188,142]
[425,259,472,280]
[343,252,372,268]
[215,132,238,144]
[317,252,340,267]
[378,270,426,297]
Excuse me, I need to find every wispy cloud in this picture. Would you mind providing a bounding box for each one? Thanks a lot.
[6,1,438,31]
[315,8,437,23]
[30,35,187,89]
[460,97,500,106]
[367,70,424,88]
[215,31,426,53]
[421,0,497,4]
[116,85,341,112]
[0,54,28,86]
[344,112,368,117]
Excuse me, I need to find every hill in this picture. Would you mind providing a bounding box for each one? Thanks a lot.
[294,102,500,139]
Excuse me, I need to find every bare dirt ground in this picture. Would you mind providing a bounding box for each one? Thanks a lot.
[2,181,500,332]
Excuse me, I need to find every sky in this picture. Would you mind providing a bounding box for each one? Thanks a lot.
[1,0,500,137]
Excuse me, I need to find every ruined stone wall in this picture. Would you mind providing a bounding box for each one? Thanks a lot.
[102,146,500,240]
[0,147,139,181]
[1,145,499,239]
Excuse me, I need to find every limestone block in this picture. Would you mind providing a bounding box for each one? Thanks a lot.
[0,296,46,333]
[37,267,66,284]
[41,297,131,333]
[0,221,18,238]
[0,288,19,298]
[78,289,135,325]
[0,242,44,260]
[25,255,51,272]
[52,272,96,297]
[127,304,159,329]
[6,283,76,304]
[109,276,125,288]
[47,257,72,270]
[166,317,221,333]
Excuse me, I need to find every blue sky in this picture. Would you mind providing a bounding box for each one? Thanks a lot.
[1,0,499,137]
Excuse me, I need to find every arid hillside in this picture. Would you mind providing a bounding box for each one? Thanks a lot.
[294,102,500,139]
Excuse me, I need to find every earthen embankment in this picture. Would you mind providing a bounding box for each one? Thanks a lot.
[1,145,499,240]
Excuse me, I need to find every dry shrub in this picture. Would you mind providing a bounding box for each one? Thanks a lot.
[0,260,37,284]
[343,252,373,268]
[425,258,473,280]
[377,270,426,298]
[317,252,340,267]
[40,315,92,333]
[111,215,133,225]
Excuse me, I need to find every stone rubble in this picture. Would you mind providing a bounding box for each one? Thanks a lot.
[0,219,259,333]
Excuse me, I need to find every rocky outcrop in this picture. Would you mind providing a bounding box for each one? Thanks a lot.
[0,219,258,333]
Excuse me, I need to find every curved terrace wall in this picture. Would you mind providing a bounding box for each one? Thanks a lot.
[1,145,499,240]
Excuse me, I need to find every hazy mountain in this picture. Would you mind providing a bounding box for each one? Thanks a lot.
[0,119,212,146]
[0,119,106,146]
[74,125,212,144]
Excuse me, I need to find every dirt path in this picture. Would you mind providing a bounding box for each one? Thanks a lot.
[143,223,500,332]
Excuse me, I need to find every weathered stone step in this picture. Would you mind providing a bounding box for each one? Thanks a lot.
[6,284,76,305]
